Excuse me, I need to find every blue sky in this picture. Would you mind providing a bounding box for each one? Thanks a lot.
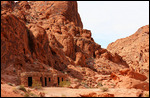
[78,1,149,48]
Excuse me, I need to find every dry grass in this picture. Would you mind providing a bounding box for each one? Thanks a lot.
[17,85,27,92]
[32,80,42,90]
[59,81,71,87]
[145,93,149,97]
[12,88,20,94]
[97,82,103,87]
[7,83,13,86]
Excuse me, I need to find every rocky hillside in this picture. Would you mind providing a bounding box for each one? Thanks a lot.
[107,25,149,76]
[1,1,128,84]
[1,1,149,96]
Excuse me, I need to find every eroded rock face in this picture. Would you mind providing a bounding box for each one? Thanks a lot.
[1,1,149,94]
[1,14,29,70]
[107,25,149,76]
[108,69,149,91]
[1,1,97,85]
[1,1,14,11]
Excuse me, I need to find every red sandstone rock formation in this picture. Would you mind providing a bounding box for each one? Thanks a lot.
[107,25,149,76]
[1,1,96,84]
[1,1,149,96]
[80,92,114,97]
[119,68,147,81]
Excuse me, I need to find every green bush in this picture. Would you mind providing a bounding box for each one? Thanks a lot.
[97,82,103,87]
[32,80,42,90]
[145,93,149,97]
[30,93,38,97]
[27,89,31,93]
[8,83,13,86]
[12,88,20,94]
[73,79,79,82]
[24,93,30,97]
[111,84,115,88]
[84,84,89,88]
[18,85,27,92]
[81,82,89,88]
[13,69,16,73]
[59,81,71,87]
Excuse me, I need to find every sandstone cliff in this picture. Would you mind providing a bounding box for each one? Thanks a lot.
[1,1,149,93]
[107,25,149,76]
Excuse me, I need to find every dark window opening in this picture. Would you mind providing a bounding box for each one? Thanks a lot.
[49,78,51,82]
[62,78,63,81]
[45,77,47,86]
[28,77,32,87]
[57,77,60,85]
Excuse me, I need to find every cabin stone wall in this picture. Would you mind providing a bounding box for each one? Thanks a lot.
[20,72,67,87]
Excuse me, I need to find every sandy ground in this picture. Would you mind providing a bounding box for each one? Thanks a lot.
[38,87,100,97]
[37,87,147,97]
[1,84,149,97]
[1,84,23,97]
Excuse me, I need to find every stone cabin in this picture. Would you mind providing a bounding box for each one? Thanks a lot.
[20,72,67,87]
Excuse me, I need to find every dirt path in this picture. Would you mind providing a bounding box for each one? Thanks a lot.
[1,84,148,97]
[38,87,100,97]
[37,87,148,97]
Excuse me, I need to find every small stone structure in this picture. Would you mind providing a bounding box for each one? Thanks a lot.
[21,72,67,87]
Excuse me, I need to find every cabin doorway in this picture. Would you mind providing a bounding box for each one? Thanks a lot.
[57,77,60,85]
[28,77,32,87]
[40,77,43,86]
[45,77,47,86]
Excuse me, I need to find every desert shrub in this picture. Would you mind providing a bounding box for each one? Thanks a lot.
[20,92,25,96]
[82,68,85,71]
[12,88,20,94]
[145,93,149,97]
[111,83,115,88]
[81,82,89,88]
[24,90,39,97]
[84,84,89,88]
[32,80,42,90]
[13,69,16,73]
[73,79,79,82]
[30,93,38,97]
[97,82,103,87]
[59,80,71,87]
[18,85,27,92]
[101,87,108,92]
[7,82,13,86]
[27,89,31,93]
[81,81,86,85]
[24,93,30,97]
